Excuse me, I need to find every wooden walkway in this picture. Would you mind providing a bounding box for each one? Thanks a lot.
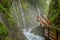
[43,26,60,40]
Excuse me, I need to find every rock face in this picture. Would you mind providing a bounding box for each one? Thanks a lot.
[31,26,44,37]
[0,12,3,22]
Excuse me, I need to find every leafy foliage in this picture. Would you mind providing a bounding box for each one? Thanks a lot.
[0,3,7,13]
[0,0,15,27]
[38,0,51,15]
[0,22,8,35]
[48,0,59,25]
[1,0,12,8]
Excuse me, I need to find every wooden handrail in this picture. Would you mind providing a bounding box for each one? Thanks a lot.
[44,26,59,40]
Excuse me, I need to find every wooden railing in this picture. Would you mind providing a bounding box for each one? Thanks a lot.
[44,26,59,40]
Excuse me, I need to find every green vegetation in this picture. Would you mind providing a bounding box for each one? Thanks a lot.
[0,0,12,12]
[0,22,8,35]
[0,0,14,40]
[48,0,60,26]
[5,37,12,40]
[1,0,12,8]
[0,0,15,27]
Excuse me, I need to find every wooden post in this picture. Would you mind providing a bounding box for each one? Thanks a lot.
[56,30,58,40]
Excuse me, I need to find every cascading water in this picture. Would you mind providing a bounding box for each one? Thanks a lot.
[17,0,45,40]
[22,7,45,40]
[10,0,51,40]
[18,0,26,29]
[23,29,45,40]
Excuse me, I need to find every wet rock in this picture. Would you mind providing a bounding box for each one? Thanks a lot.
[31,26,44,37]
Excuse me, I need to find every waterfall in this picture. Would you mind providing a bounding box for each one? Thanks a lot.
[10,0,48,40]
[17,0,26,29]
[17,0,45,40]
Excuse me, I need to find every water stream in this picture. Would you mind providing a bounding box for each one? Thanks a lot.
[23,28,45,40]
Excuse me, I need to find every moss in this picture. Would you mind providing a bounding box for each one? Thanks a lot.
[5,37,12,40]
[8,13,16,27]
